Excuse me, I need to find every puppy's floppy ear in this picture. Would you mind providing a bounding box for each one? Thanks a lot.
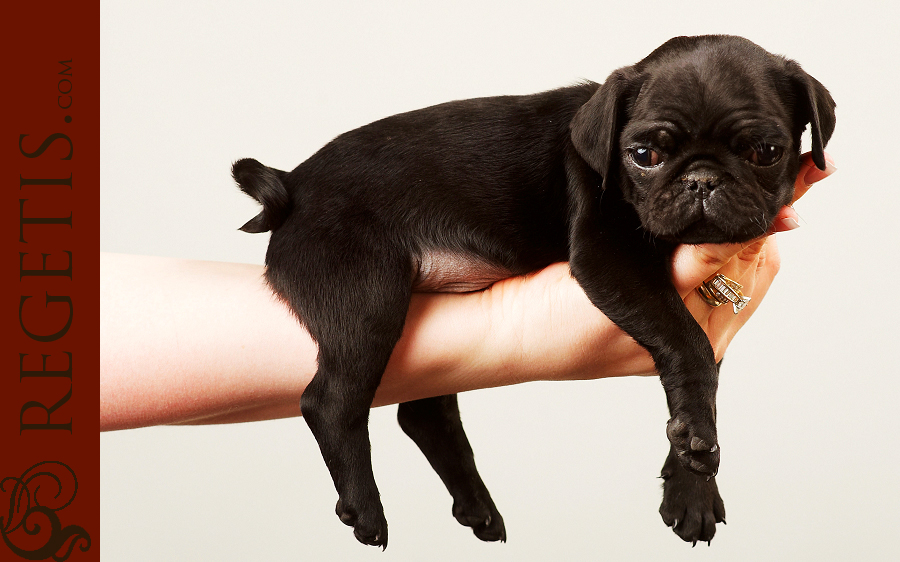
[570,67,639,187]
[786,61,836,171]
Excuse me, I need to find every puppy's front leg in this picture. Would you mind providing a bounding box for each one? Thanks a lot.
[658,358,727,544]
[568,199,721,477]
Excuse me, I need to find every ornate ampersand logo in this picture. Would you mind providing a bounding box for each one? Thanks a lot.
[0,461,91,560]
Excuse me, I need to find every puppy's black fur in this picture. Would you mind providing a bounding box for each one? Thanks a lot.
[234,35,835,548]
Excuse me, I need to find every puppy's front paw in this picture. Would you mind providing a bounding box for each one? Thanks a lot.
[336,497,388,549]
[453,498,506,542]
[666,416,720,476]
[659,468,726,545]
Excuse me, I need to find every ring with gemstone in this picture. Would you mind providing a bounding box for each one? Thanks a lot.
[696,273,751,314]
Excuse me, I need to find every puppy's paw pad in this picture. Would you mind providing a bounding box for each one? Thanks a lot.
[335,498,357,526]
[666,416,719,476]
[690,436,717,453]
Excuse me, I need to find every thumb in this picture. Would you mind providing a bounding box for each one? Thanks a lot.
[792,151,836,205]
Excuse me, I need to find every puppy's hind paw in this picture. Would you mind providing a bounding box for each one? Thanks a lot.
[453,500,506,542]
[336,498,389,550]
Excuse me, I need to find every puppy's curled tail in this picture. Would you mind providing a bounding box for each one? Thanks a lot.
[232,158,290,233]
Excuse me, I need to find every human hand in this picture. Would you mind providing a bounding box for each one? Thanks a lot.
[672,152,835,363]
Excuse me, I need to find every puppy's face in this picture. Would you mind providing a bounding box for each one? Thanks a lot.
[619,59,799,244]
[571,36,836,244]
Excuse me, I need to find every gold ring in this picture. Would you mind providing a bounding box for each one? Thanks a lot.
[697,273,751,314]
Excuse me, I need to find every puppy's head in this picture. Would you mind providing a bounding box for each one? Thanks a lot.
[571,35,836,244]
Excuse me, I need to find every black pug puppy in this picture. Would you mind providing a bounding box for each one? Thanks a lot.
[233,35,835,548]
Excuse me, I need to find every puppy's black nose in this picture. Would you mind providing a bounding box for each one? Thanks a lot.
[681,171,720,198]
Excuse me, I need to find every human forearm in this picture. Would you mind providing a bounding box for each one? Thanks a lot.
[100,255,649,429]
[100,253,317,429]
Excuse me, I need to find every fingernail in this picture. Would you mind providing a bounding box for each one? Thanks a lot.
[780,217,800,231]
[803,156,837,186]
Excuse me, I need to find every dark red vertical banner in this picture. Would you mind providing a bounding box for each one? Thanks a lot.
[2,2,99,561]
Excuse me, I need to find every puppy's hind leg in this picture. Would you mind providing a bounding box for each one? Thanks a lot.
[267,235,412,550]
[398,395,506,542]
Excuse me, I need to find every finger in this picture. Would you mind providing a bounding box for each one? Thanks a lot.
[792,151,836,205]
[671,242,747,298]
[770,151,835,234]
[771,206,801,233]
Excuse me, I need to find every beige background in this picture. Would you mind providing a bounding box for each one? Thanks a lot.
[101,0,900,560]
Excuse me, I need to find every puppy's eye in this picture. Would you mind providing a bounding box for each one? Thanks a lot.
[630,147,661,168]
[741,143,783,167]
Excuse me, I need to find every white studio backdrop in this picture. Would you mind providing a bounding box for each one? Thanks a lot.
[101,1,900,560]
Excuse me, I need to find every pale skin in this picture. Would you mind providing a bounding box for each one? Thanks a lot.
[100,153,834,431]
